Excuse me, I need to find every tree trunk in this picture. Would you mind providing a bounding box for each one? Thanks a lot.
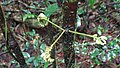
[0,4,28,68]
[62,1,78,68]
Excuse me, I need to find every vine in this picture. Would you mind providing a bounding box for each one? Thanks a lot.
[37,13,108,62]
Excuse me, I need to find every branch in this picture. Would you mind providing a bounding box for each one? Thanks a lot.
[0,3,28,68]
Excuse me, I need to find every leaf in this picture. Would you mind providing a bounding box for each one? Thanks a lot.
[116,38,120,42]
[77,16,81,27]
[97,25,103,35]
[109,40,117,46]
[89,0,96,8]
[23,14,36,21]
[29,5,36,9]
[10,60,17,64]
[49,0,56,2]
[33,39,39,49]
[90,48,99,59]
[21,8,31,14]
[37,55,45,63]
[44,3,59,17]
[30,29,36,36]
[44,62,49,68]
[27,57,35,63]
[95,58,101,65]
[22,52,30,58]
[77,8,84,15]
[40,43,46,53]
[33,60,39,67]
[25,42,30,48]
[25,29,36,37]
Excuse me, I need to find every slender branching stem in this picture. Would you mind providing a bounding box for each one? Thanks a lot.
[45,18,97,38]
[50,30,65,49]
[44,19,64,31]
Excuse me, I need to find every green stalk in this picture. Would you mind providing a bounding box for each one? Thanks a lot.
[69,30,97,38]
[44,19,64,31]
[44,18,98,39]
[50,30,65,49]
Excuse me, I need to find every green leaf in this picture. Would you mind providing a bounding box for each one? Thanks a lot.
[82,47,88,51]
[77,16,81,27]
[10,60,17,64]
[49,0,56,2]
[22,52,30,58]
[116,38,120,42]
[27,57,35,63]
[118,64,120,67]
[77,8,84,15]
[33,60,39,67]
[23,14,36,21]
[21,8,31,14]
[97,29,102,35]
[25,29,36,37]
[97,25,103,35]
[89,0,96,8]
[40,43,46,53]
[33,39,39,49]
[29,5,36,9]
[90,48,99,58]
[95,58,101,65]
[44,62,49,68]
[109,40,117,46]
[37,55,45,63]
[113,0,120,9]
[44,3,59,17]
[25,42,30,48]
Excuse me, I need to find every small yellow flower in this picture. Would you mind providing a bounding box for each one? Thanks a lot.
[37,13,48,27]
[37,13,47,21]
[94,36,107,45]
[41,46,54,62]
[48,57,54,62]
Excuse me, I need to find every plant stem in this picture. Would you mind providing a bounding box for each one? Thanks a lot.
[45,18,98,39]
[50,30,65,49]
[44,19,64,31]
[69,30,95,38]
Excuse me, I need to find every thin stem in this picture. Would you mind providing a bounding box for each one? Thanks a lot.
[0,51,9,56]
[69,30,96,38]
[50,30,65,49]
[45,18,98,39]
[44,19,65,31]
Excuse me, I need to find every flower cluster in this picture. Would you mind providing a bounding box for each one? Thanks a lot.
[41,46,54,62]
[37,13,48,27]
[93,34,107,45]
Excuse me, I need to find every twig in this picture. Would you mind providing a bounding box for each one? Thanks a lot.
[1,0,14,6]
[0,51,9,56]
[44,18,98,39]
[69,30,95,38]
[114,33,120,40]
[44,19,64,31]
[0,3,28,68]
[50,30,65,49]
[106,2,120,6]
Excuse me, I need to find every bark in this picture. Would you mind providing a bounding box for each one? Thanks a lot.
[62,1,78,68]
[0,4,28,68]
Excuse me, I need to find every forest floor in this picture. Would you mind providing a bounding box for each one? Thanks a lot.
[0,0,120,68]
